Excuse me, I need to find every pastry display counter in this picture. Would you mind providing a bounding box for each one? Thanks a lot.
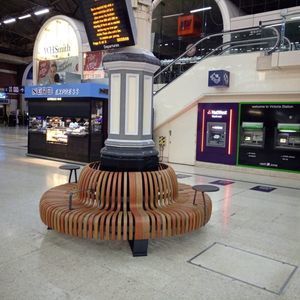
[26,83,108,162]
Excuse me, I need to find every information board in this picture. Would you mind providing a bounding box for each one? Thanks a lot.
[80,0,137,51]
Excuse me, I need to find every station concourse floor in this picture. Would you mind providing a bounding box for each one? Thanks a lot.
[0,126,299,300]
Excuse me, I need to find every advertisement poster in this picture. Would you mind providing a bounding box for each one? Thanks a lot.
[196,103,239,165]
[83,51,105,80]
[37,57,79,85]
[238,103,300,172]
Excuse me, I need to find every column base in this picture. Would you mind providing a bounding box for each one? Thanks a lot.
[128,239,148,257]
[100,146,159,171]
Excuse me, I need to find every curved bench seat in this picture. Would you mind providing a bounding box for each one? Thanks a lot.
[40,163,212,242]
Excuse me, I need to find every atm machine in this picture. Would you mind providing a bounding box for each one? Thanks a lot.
[275,123,300,151]
[206,122,226,148]
[240,122,265,148]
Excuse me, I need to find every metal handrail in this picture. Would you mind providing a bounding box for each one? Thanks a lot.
[153,26,280,81]
[201,36,278,61]
[218,41,269,56]
[283,36,292,50]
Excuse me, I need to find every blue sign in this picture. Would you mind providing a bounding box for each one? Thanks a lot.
[25,83,108,99]
[208,70,230,87]
[4,86,25,94]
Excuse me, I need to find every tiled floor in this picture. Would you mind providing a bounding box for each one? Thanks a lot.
[0,126,300,300]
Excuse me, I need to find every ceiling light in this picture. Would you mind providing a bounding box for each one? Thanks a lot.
[190,7,212,14]
[291,16,300,20]
[162,13,184,19]
[18,14,31,20]
[3,18,16,24]
[34,8,50,16]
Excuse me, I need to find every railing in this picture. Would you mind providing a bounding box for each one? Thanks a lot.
[153,26,280,93]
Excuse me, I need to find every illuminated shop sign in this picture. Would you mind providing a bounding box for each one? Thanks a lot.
[43,44,71,56]
[79,0,137,50]
[36,19,79,60]
[207,110,228,118]
[25,83,109,99]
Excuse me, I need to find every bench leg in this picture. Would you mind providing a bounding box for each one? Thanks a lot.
[129,239,148,257]
[74,170,78,183]
[68,170,73,183]
[202,192,206,225]
[193,190,197,205]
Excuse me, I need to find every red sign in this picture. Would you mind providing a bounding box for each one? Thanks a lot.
[177,15,201,36]
[84,51,102,71]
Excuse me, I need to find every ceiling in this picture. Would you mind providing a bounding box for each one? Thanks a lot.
[1,0,299,61]
[0,0,81,58]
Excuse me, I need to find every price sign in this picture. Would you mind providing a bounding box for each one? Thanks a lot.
[79,0,137,51]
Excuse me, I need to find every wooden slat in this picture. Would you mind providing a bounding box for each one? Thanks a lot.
[39,163,212,242]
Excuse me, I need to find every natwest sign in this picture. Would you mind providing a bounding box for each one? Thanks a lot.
[207,110,228,115]
[207,110,228,119]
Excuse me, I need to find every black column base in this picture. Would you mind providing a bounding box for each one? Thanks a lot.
[47,227,52,230]
[101,155,158,172]
[129,239,148,257]
[100,146,159,172]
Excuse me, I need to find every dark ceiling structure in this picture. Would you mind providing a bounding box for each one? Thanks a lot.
[0,0,81,57]
[0,0,300,59]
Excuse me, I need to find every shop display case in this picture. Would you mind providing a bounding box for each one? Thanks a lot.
[28,116,46,132]
[240,122,265,148]
[46,128,68,144]
[275,123,300,151]
[27,98,107,162]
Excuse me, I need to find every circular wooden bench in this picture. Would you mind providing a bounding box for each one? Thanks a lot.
[40,163,212,254]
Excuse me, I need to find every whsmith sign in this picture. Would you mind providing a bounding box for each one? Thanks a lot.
[43,44,71,56]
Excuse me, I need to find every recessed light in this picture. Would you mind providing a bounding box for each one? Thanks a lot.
[34,8,50,16]
[190,7,212,14]
[3,18,16,24]
[18,14,31,20]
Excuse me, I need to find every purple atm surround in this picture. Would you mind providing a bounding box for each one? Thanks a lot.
[196,103,239,165]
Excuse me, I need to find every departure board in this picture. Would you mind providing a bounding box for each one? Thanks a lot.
[80,0,137,51]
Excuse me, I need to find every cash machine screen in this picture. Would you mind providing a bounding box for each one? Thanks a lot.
[240,122,265,148]
[206,122,226,148]
[275,123,300,150]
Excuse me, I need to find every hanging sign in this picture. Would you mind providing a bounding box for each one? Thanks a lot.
[208,70,230,87]
[177,15,201,36]
[79,0,137,50]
